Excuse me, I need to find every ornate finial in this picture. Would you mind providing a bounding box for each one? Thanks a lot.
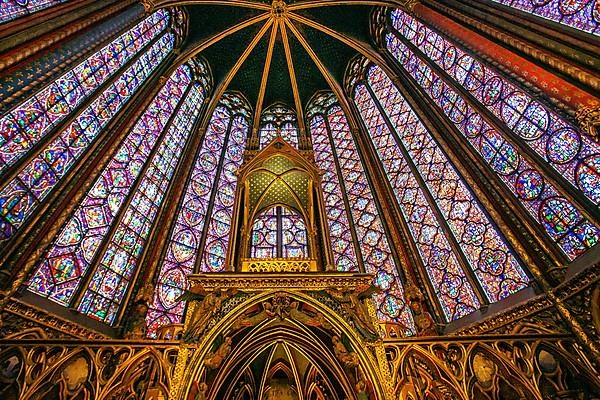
[576,105,600,142]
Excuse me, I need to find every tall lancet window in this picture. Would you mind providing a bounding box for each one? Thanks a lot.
[308,93,415,333]
[351,61,531,322]
[259,103,299,148]
[250,206,308,259]
[386,9,600,260]
[488,0,599,35]
[0,9,177,243]
[27,60,211,325]
[1,0,71,23]
[146,93,251,337]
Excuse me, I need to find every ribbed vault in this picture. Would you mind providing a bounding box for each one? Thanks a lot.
[146,0,415,133]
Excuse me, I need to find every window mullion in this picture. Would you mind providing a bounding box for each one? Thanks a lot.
[69,82,195,311]
[321,111,366,273]
[362,79,489,306]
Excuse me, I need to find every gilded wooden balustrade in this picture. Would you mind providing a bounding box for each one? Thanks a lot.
[1,331,598,399]
[0,330,179,400]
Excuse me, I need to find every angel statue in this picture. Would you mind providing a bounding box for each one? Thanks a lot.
[177,286,241,343]
[324,285,380,341]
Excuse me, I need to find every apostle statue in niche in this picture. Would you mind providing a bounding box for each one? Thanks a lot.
[124,299,150,339]
[404,284,438,336]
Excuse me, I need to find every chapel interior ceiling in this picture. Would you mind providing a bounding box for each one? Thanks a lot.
[152,0,408,123]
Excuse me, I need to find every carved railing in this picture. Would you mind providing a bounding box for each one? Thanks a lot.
[1,332,598,399]
[382,334,600,400]
[0,333,179,400]
[241,258,318,272]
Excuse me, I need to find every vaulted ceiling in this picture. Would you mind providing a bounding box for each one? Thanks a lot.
[151,0,412,129]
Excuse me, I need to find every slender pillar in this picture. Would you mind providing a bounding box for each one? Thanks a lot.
[412,2,600,137]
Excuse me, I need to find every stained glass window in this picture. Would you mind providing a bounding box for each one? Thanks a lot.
[0,10,169,174]
[308,95,359,272]
[1,0,70,24]
[250,206,308,258]
[366,65,529,301]
[200,96,251,273]
[308,96,414,332]
[27,62,208,316]
[489,0,599,36]
[259,103,299,148]
[353,82,479,321]
[0,10,173,242]
[146,93,250,337]
[389,10,600,207]
[386,10,600,259]
[78,79,207,324]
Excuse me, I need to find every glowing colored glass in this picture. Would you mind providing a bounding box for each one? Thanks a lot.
[309,114,359,272]
[27,65,193,306]
[322,106,414,331]
[390,10,600,206]
[281,208,308,258]
[363,66,529,306]
[259,104,299,148]
[250,206,308,258]
[78,83,206,324]
[251,207,280,258]
[385,32,600,260]
[1,0,70,23]
[489,0,599,35]
[146,94,250,337]
[201,115,250,272]
[0,10,170,174]
[354,83,480,320]
[0,33,174,242]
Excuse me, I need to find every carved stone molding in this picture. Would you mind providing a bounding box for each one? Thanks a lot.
[187,272,374,290]
[1,299,108,340]
[241,258,318,272]
[453,263,600,336]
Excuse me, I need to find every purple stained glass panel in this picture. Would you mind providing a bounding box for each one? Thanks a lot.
[365,65,530,304]
[251,206,280,258]
[309,112,359,272]
[146,95,249,337]
[354,83,481,321]
[0,10,170,175]
[27,64,193,306]
[324,106,415,331]
[259,104,299,148]
[385,31,600,260]
[489,0,599,36]
[0,33,174,243]
[1,0,70,24]
[390,10,600,206]
[79,83,206,324]
[201,114,249,272]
